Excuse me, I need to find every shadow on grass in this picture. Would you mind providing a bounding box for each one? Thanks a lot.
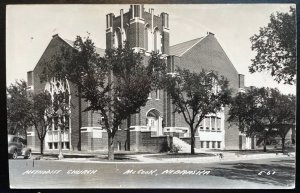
[271,159,295,164]
[89,156,139,162]
[206,161,295,187]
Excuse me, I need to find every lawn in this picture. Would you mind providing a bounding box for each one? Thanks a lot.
[145,153,215,159]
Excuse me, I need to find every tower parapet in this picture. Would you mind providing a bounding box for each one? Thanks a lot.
[105,4,169,55]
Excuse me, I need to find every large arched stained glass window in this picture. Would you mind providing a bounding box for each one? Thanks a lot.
[44,77,71,150]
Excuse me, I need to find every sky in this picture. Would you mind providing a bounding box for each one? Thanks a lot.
[6,4,296,95]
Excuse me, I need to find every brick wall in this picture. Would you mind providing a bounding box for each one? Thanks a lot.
[177,34,241,150]
[81,132,92,151]
[179,34,239,93]
[238,74,245,88]
[31,35,91,151]
[180,137,201,149]
[81,130,171,153]
[132,131,172,152]
[107,6,169,53]
[224,106,240,150]
[130,131,172,152]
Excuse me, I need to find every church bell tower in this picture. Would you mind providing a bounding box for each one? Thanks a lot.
[105,4,169,56]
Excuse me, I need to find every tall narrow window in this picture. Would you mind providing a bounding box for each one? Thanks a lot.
[156,89,160,100]
[114,28,122,48]
[48,143,53,149]
[167,56,175,73]
[123,27,127,43]
[171,56,174,73]
[113,31,118,48]
[206,141,210,148]
[205,116,210,130]
[154,28,161,52]
[217,117,221,130]
[211,116,215,130]
[212,141,216,148]
[144,25,150,51]
[199,119,204,130]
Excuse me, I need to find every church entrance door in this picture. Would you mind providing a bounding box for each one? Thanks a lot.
[146,109,163,136]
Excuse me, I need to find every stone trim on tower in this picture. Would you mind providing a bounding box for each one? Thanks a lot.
[106,5,169,55]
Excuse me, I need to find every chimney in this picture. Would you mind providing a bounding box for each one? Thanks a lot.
[238,74,245,88]
[161,12,169,29]
[27,71,34,88]
[151,8,154,32]
[131,4,143,18]
[106,13,114,28]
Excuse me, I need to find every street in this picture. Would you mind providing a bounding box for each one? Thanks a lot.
[9,157,295,189]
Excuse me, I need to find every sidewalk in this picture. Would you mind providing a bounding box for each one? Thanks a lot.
[32,149,295,163]
[55,151,295,164]
[126,151,295,163]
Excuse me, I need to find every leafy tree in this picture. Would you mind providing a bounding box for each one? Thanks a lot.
[249,7,296,85]
[6,80,32,138]
[31,91,54,155]
[164,68,231,154]
[273,94,295,152]
[228,87,295,152]
[42,36,164,160]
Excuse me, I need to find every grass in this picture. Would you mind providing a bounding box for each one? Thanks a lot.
[207,146,295,155]
[32,152,140,162]
[145,153,215,159]
[88,156,139,162]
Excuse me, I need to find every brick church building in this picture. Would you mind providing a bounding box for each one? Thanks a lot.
[26,4,254,153]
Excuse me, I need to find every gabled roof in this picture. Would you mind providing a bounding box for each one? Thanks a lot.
[63,39,106,56]
[169,37,204,57]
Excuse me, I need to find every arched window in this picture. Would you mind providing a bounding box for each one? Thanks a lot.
[123,25,129,44]
[113,31,118,48]
[144,24,151,51]
[153,28,161,52]
[44,77,71,150]
[211,77,220,95]
[114,28,122,48]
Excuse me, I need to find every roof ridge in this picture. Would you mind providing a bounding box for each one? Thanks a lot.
[170,37,202,47]
[169,37,204,57]
[178,38,204,57]
[63,38,105,50]
[62,38,105,56]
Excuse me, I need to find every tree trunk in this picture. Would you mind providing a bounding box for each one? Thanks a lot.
[40,139,44,155]
[126,115,131,151]
[24,128,28,142]
[281,137,285,153]
[263,138,267,152]
[77,86,82,151]
[191,127,195,155]
[108,134,114,160]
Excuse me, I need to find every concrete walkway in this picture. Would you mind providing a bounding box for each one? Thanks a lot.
[126,152,295,163]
